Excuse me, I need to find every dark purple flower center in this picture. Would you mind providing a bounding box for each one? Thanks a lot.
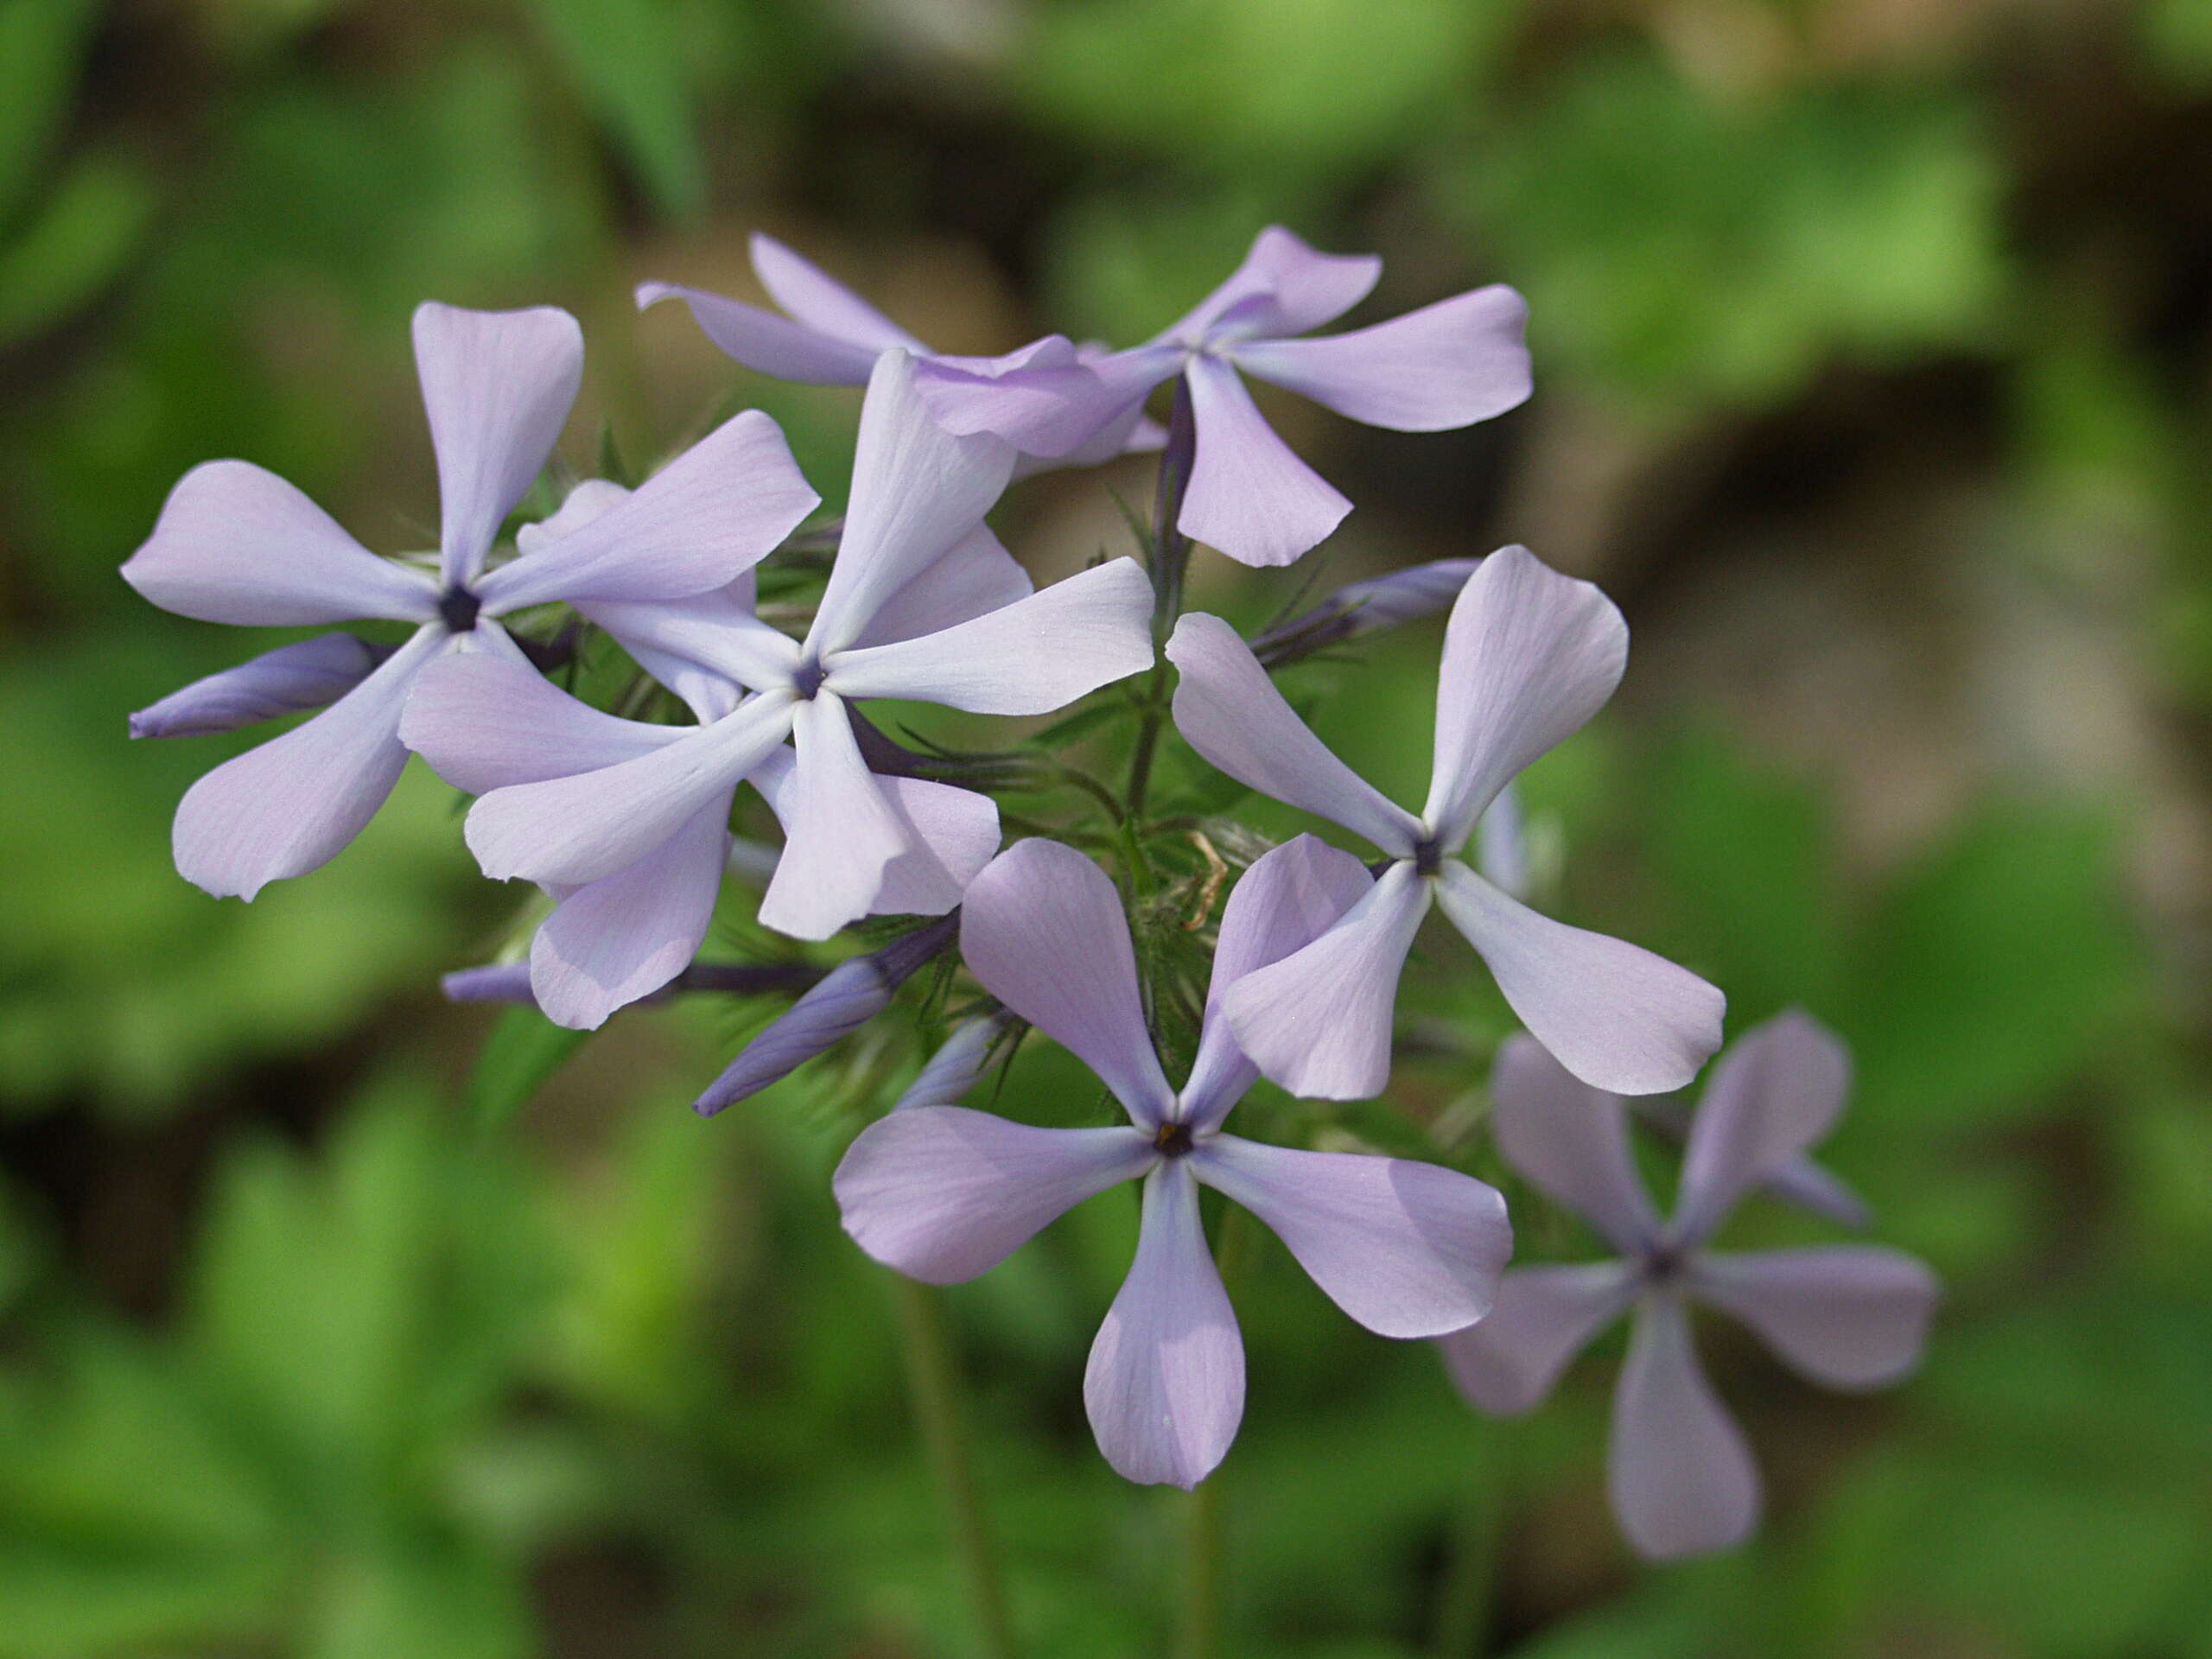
[1153,1122,1193,1158]
[791,657,827,699]
[438,584,481,632]
[1413,836,1445,877]
[1641,1243,1688,1286]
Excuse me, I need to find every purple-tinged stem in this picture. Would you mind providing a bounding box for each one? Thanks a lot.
[1125,374,1198,830]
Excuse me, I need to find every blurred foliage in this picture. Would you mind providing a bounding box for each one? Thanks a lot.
[1,0,2209,1656]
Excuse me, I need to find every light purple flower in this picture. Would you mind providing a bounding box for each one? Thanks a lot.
[834,836,1513,1488]
[401,552,1002,1029]
[122,302,818,899]
[1168,543,1724,1101]
[1440,1015,1939,1560]
[918,226,1531,567]
[638,233,1164,469]
[406,351,1152,987]
[693,915,958,1116]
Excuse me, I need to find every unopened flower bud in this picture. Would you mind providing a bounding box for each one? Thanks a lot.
[694,917,957,1117]
[442,963,537,1004]
[127,634,388,739]
[1250,557,1482,667]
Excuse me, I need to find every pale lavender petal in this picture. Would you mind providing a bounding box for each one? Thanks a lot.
[1690,1248,1939,1390]
[1192,1135,1510,1338]
[399,652,683,793]
[1166,613,1423,857]
[578,583,797,702]
[1160,226,1381,346]
[170,626,446,899]
[910,336,1122,457]
[1759,1160,1872,1230]
[1488,1033,1660,1255]
[851,524,1032,648]
[1474,782,1530,899]
[836,1109,1154,1281]
[528,796,732,1029]
[122,461,440,626]
[513,478,630,551]
[756,692,909,940]
[465,690,794,886]
[1673,1011,1850,1245]
[1178,355,1350,568]
[412,302,582,585]
[1421,545,1628,849]
[1439,1262,1640,1415]
[1085,1160,1243,1489]
[1229,286,1531,431]
[749,232,930,352]
[476,410,818,613]
[1181,836,1372,1130]
[892,1015,1010,1111]
[1629,1096,1872,1230]
[1249,556,1481,667]
[871,777,1001,915]
[806,352,1017,655]
[1609,1295,1761,1560]
[130,634,385,739]
[637,281,882,384]
[1012,382,1167,475]
[442,963,536,1003]
[825,559,1155,714]
[1221,862,1432,1102]
[1434,862,1725,1098]
[957,839,1178,1128]
[749,746,999,918]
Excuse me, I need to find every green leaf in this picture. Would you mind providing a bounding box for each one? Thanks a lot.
[527,0,707,219]
[464,1005,592,1133]
[0,150,156,346]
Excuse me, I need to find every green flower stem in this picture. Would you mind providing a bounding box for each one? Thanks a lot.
[1175,1467,1227,1659]
[1174,1202,1252,1659]
[1432,1427,1509,1657]
[887,1272,1020,1659]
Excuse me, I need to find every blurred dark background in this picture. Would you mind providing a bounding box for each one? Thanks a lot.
[2,1,2209,1654]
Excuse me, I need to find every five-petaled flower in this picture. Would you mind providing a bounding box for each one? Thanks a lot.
[123,302,818,899]
[1440,1015,1940,1560]
[397,458,1029,1027]
[835,836,1513,1489]
[916,226,1531,567]
[402,347,1154,957]
[1167,543,1726,1103]
[639,232,1165,469]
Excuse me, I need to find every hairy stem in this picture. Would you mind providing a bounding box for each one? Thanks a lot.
[1173,1202,1250,1659]
[1175,1469,1227,1659]
[888,1274,1020,1659]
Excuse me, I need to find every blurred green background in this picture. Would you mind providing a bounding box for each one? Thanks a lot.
[3,0,2210,1654]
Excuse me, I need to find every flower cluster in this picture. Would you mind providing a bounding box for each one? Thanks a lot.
[122,226,1935,1552]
